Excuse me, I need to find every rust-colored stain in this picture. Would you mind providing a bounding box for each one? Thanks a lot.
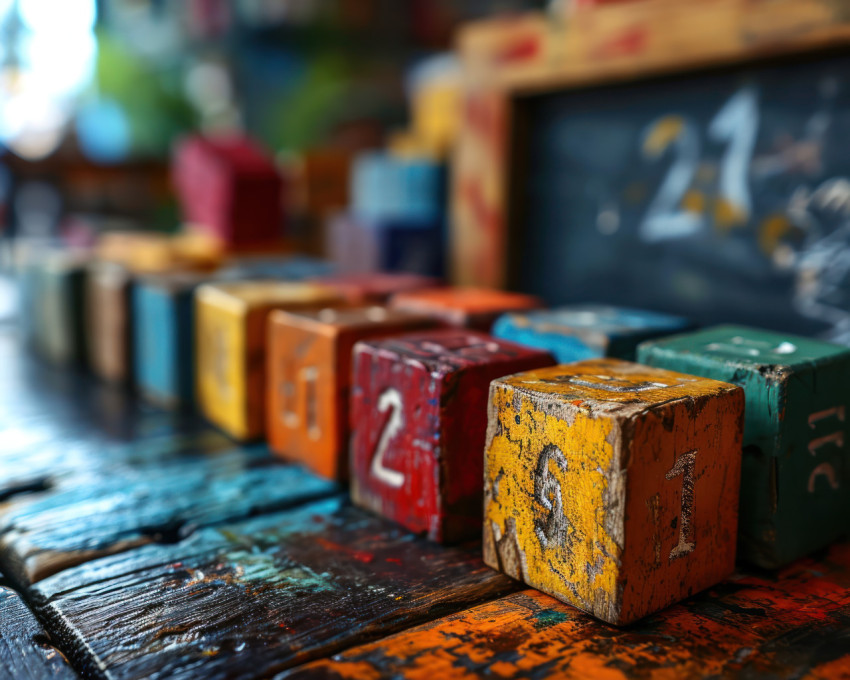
[591,25,648,60]
[281,542,850,680]
[494,35,542,64]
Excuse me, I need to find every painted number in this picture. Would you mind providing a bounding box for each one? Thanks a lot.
[534,445,569,550]
[280,366,320,440]
[640,86,760,241]
[665,450,697,561]
[371,388,405,488]
[807,405,844,492]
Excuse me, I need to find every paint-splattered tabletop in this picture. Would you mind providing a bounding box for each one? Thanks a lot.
[1,328,849,679]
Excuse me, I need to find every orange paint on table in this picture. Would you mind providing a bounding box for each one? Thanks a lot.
[389,287,542,331]
[280,542,850,680]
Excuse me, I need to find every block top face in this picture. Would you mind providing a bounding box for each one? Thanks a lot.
[355,329,552,376]
[196,280,341,314]
[496,359,738,417]
[499,304,690,340]
[219,255,336,282]
[641,325,850,372]
[271,306,432,336]
[311,272,442,302]
[390,287,542,318]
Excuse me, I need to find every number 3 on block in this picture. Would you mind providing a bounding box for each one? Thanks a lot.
[371,388,405,488]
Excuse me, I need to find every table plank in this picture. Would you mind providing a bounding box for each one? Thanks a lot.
[0,442,338,586]
[0,586,78,679]
[31,497,515,680]
[279,543,850,680]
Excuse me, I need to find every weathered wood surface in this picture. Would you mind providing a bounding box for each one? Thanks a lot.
[0,443,338,586]
[280,542,850,680]
[0,586,78,680]
[31,497,515,680]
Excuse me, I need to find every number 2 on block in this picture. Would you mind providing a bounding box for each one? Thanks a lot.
[371,388,405,488]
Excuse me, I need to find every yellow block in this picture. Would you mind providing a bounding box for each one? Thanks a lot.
[195,281,343,440]
[483,359,744,625]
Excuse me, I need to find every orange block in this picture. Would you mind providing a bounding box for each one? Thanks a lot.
[389,287,542,331]
[484,359,744,624]
[266,307,434,480]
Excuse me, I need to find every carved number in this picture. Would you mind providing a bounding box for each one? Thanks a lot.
[370,388,405,488]
[807,405,844,492]
[534,445,569,549]
[665,450,697,561]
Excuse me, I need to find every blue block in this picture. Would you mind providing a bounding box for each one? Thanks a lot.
[492,304,693,363]
[133,274,204,409]
[351,152,446,224]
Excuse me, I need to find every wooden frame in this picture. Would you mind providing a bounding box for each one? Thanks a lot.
[450,0,850,288]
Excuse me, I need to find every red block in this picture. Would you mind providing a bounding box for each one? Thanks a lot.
[173,135,284,249]
[350,329,555,543]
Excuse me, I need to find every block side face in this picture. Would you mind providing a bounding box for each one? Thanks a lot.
[483,382,626,624]
[196,296,248,439]
[770,358,850,566]
[86,275,132,383]
[350,345,442,538]
[267,320,338,478]
[133,287,179,402]
[620,388,744,623]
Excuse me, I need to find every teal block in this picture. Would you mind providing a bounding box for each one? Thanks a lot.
[133,273,207,409]
[492,304,692,363]
[638,325,850,568]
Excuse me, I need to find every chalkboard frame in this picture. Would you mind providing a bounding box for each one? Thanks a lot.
[451,0,850,290]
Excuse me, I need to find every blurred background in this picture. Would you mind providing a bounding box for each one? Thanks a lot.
[4,0,850,342]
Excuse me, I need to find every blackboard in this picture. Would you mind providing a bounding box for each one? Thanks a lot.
[516,51,850,343]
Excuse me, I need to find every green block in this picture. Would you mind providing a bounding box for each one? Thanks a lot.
[638,325,850,568]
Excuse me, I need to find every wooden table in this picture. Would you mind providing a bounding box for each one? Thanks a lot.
[1,326,848,679]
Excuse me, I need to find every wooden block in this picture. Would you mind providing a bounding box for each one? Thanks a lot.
[0,586,78,679]
[309,272,442,304]
[351,329,555,542]
[173,135,284,250]
[493,304,692,362]
[0,444,337,586]
[35,251,89,366]
[638,325,850,568]
[30,497,515,680]
[351,152,445,224]
[86,262,133,384]
[281,542,850,680]
[266,307,435,480]
[326,212,445,277]
[483,359,744,625]
[389,287,543,332]
[195,281,343,440]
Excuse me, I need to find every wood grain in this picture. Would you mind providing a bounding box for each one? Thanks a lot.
[0,444,338,586]
[0,586,78,679]
[279,542,850,680]
[30,497,515,680]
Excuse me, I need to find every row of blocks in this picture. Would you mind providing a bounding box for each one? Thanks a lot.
[25,263,850,625]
